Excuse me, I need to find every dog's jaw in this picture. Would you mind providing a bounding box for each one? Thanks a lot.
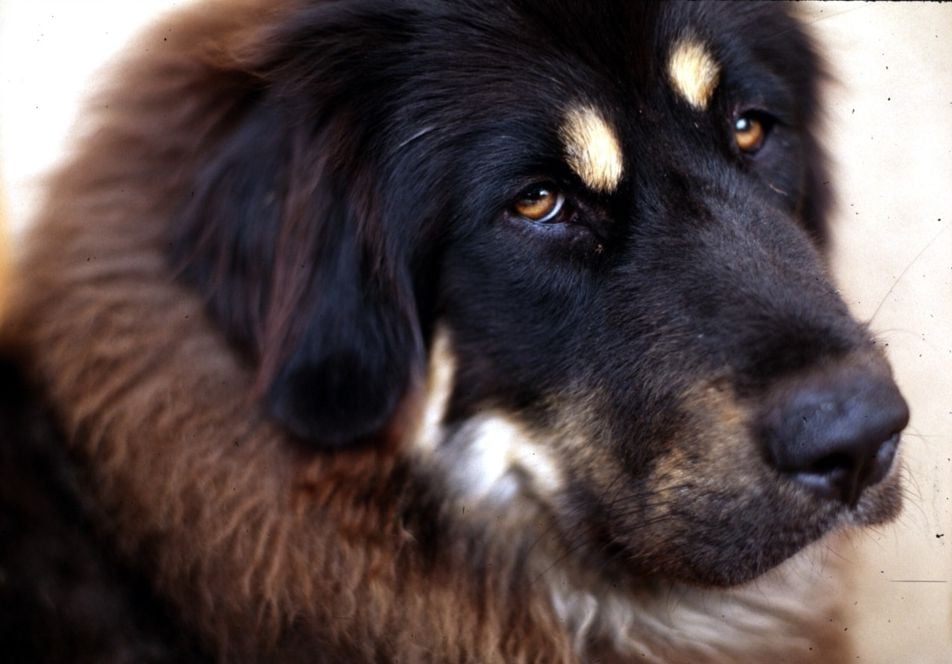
[405,330,857,662]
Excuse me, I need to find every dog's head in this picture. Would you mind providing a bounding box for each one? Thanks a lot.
[172,1,908,587]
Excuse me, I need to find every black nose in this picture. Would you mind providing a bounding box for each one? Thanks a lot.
[763,368,909,506]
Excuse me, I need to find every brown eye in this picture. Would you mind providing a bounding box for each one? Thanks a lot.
[734,114,766,153]
[513,186,565,222]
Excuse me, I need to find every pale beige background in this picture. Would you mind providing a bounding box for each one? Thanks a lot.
[807,3,952,662]
[1,2,950,661]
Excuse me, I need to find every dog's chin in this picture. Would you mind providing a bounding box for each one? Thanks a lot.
[722,481,902,588]
[567,470,905,590]
[671,528,835,588]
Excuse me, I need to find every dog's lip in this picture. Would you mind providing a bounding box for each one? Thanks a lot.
[562,489,840,588]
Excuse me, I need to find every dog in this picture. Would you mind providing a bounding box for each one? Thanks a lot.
[0,1,909,661]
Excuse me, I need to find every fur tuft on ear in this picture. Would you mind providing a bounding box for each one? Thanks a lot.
[170,56,423,449]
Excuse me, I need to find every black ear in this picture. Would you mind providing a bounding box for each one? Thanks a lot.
[170,94,422,449]
[263,207,423,447]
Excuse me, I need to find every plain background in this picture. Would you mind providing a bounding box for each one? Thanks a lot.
[803,4,952,661]
[1,2,950,661]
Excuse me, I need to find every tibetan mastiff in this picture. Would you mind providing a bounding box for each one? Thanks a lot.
[0,1,908,662]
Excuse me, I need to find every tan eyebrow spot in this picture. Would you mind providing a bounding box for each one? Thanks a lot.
[668,38,720,110]
[560,105,624,193]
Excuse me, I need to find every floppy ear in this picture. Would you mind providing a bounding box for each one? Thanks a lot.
[170,93,423,449]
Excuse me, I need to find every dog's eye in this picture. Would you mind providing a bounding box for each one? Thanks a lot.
[512,185,565,222]
[733,112,769,153]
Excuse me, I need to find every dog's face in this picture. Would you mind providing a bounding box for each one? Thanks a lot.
[173,1,908,588]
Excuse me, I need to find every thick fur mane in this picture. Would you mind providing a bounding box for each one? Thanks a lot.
[3,2,858,662]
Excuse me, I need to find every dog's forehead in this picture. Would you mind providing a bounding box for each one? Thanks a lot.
[553,36,721,193]
[403,2,798,199]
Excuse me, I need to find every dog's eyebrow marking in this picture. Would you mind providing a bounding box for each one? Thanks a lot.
[560,105,624,193]
[668,37,720,110]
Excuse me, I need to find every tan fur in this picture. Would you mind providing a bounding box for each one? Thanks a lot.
[560,105,624,192]
[668,38,720,110]
[4,2,851,661]
[548,544,853,663]
[409,327,455,456]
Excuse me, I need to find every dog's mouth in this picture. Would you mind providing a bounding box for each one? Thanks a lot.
[424,415,905,590]
[545,449,906,590]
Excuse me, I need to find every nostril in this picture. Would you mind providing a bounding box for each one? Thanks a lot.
[790,432,901,505]
[807,451,853,476]
[762,370,909,506]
